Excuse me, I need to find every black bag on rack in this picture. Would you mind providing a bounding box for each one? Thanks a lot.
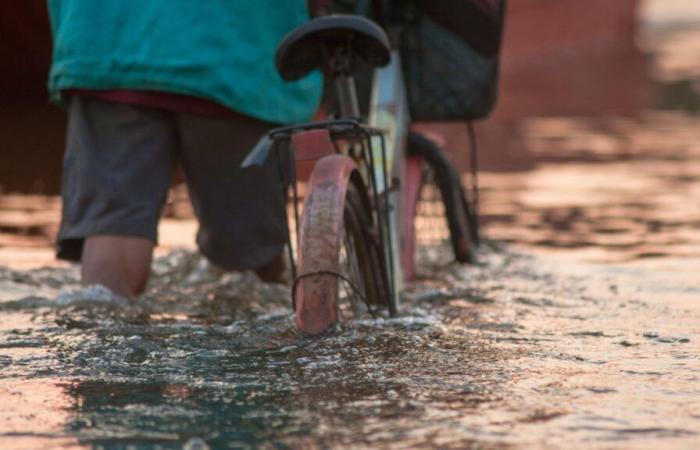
[401,0,507,121]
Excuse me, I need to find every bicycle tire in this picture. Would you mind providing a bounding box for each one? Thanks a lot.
[295,158,390,335]
[406,131,475,265]
[342,181,391,316]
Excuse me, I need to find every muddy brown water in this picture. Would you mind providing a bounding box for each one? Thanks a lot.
[2,8,700,450]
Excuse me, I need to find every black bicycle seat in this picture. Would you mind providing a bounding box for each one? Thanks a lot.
[276,15,391,81]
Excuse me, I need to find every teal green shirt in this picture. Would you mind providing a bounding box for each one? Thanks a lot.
[47,1,322,124]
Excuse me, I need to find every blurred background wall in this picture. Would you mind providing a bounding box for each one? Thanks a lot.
[0,1,64,194]
[0,0,647,193]
[496,0,647,119]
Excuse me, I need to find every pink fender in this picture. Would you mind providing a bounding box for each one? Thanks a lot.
[295,153,359,335]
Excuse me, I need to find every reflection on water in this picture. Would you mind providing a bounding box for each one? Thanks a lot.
[480,112,700,262]
[1,248,698,449]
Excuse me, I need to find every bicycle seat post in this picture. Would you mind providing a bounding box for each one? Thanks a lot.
[329,50,361,119]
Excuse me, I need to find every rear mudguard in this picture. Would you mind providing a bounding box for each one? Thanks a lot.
[295,154,359,335]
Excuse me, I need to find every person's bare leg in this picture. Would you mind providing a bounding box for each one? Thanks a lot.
[81,235,154,297]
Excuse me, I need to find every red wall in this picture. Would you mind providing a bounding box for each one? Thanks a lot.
[495,0,648,119]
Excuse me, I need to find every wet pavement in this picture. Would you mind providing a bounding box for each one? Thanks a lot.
[2,3,700,450]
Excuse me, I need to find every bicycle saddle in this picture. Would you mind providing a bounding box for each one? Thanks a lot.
[276,15,391,81]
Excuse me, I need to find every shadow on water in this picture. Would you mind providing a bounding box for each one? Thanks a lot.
[64,380,309,448]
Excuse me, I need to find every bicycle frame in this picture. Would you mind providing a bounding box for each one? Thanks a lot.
[366,49,410,310]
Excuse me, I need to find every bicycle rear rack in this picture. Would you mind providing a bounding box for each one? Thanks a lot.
[267,119,397,309]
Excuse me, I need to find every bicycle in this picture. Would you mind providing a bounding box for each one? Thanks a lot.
[244,7,481,335]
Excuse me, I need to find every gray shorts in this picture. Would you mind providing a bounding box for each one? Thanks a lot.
[57,96,286,270]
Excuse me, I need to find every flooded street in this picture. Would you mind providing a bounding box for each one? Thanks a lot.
[1,247,698,449]
[2,1,700,449]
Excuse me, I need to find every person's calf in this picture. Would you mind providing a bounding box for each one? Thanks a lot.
[81,235,154,297]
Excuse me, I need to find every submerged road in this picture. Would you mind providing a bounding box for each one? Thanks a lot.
[0,247,698,449]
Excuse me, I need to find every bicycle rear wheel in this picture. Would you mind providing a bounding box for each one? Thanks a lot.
[403,132,476,279]
[294,156,389,335]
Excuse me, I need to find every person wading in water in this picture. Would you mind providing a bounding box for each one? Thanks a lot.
[47,1,322,296]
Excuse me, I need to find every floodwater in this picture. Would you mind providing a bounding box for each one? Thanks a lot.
[1,246,698,449]
[2,5,700,450]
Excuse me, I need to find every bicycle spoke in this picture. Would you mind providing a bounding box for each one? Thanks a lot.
[338,224,368,321]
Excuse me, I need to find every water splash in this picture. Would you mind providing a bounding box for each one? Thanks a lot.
[1,246,698,449]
